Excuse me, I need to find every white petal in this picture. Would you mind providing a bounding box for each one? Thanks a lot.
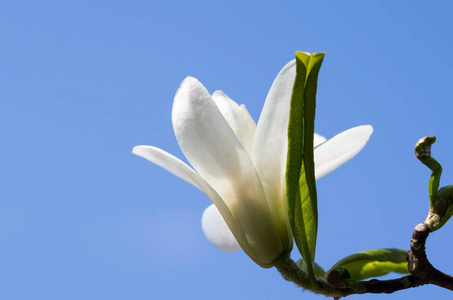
[252,60,296,250]
[132,145,257,260]
[172,76,282,263]
[201,204,241,252]
[314,133,327,147]
[212,90,256,158]
[314,125,373,180]
[132,145,203,190]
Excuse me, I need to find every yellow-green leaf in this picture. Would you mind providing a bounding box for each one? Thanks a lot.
[327,248,409,281]
[286,51,325,286]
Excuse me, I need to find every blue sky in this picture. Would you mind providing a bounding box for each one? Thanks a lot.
[1,1,453,299]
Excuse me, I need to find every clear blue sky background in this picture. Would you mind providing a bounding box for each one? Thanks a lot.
[1,1,453,299]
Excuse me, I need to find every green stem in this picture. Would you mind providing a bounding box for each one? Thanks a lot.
[426,157,442,206]
[272,253,342,298]
[414,136,442,206]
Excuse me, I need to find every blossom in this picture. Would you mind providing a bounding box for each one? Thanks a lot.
[133,60,373,268]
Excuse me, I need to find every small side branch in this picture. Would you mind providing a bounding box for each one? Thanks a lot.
[407,223,453,290]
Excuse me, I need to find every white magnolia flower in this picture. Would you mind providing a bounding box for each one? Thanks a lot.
[133,60,373,268]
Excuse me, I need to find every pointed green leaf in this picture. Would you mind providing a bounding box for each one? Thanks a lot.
[327,248,409,281]
[286,51,325,285]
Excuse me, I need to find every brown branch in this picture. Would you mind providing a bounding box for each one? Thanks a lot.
[407,223,453,289]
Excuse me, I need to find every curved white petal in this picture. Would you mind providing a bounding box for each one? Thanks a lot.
[314,125,373,180]
[132,144,260,262]
[172,76,282,263]
[132,145,203,190]
[212,90,256,158]
[314,133,327,147]
[252,60,296,250]
[201,204,241,252]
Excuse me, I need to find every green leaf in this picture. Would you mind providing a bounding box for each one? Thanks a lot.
[286,51,325,286]
[327,248,409,281]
